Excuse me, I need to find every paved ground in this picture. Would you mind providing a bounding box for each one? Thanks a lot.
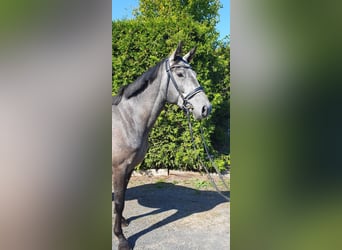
[112,172,230,250]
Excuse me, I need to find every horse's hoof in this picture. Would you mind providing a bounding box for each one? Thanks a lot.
[118,240,131,250]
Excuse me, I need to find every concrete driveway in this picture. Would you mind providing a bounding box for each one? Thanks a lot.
[112,172,230,250]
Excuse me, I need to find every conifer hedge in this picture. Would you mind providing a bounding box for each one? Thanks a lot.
[112,17,230,171]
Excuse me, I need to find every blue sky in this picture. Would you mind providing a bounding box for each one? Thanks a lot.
[112,0,230,40]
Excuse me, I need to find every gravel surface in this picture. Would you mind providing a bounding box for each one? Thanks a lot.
[112,172,230,250]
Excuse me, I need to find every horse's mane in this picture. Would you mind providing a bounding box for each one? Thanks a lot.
[112,59,165,105]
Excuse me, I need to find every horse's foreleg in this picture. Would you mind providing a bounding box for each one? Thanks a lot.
[120,169,134,227]
[113,168,133,227]
[113,166,131,250]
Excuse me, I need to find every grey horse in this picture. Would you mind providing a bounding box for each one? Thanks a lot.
[112,42,211,250]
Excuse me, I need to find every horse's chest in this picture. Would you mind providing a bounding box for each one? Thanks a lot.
[133,140,148,163]
[112,107,149,167]
[112,133,148,168]
[121,140,148,169]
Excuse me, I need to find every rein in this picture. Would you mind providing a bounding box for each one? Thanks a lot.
[186,111,230,201]
[165,59,229,201]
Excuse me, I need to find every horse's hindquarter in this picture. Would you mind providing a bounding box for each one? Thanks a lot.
[112,105,148,169]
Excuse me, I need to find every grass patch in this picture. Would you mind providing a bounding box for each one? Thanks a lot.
[193,179,210,190]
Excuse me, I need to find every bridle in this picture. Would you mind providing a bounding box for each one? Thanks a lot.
[165,59,204,112]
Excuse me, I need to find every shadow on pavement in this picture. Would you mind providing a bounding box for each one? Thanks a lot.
[113,182,229,249]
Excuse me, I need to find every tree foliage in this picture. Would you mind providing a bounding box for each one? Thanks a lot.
[112,1,229,171]
[134,0,221,26]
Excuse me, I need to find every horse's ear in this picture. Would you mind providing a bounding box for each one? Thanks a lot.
[183,46,197,63]
[171,41,183,61]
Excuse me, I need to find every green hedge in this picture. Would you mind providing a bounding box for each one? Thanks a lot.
[112,18,230,171]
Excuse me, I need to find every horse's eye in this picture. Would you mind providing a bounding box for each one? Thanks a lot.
[177,73,184,77]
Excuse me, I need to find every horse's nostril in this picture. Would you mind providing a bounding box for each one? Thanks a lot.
[202,105,208,117]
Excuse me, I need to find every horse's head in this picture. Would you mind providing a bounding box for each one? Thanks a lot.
[165,42,212,120]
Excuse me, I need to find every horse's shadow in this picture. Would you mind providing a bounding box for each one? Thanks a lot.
[113,182,229,249]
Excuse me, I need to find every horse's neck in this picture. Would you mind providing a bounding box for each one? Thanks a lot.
[121,78,166,137]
